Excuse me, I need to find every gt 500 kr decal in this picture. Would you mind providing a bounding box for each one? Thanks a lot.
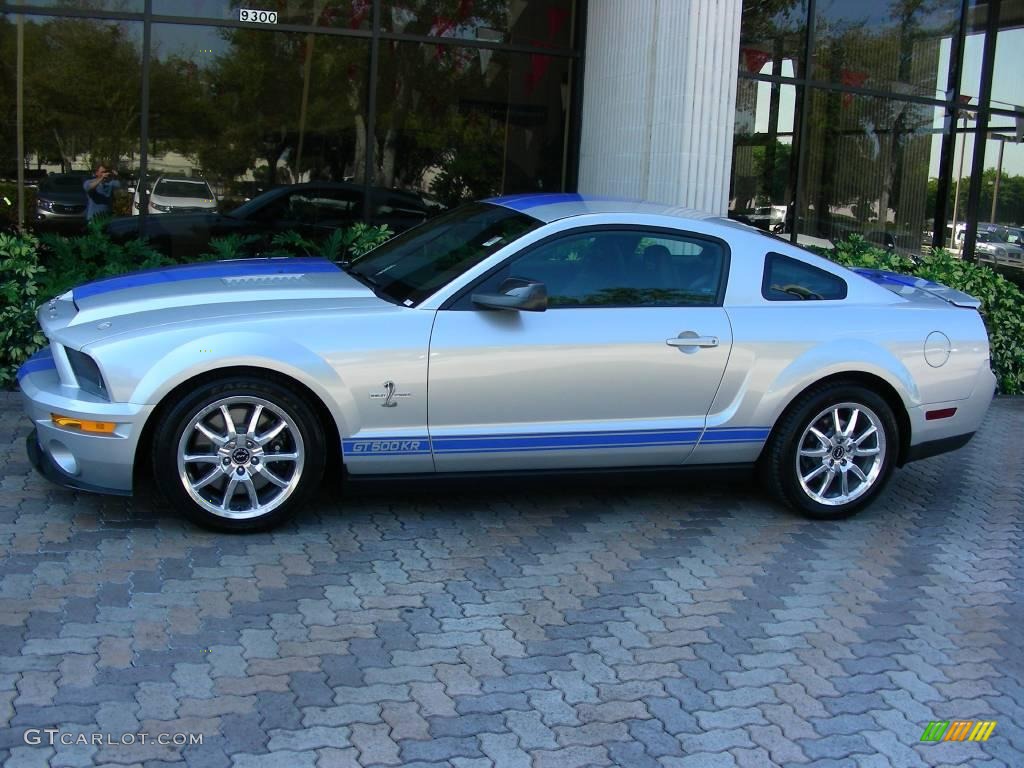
[343,438,431,455]
[342,427,770,458]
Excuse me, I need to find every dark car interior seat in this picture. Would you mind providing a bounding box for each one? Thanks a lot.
[637,244,676,289]
[565,237,632,303]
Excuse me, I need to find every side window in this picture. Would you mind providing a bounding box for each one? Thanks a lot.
[457,229,726,309]
[287,190,361,227]
[762,252,847,301]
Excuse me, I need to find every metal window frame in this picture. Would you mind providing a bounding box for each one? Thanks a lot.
[2,0,585,233]
[737,0,1007,258]
[961,0,1001,262]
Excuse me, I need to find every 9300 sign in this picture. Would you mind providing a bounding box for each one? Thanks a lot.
[239,9,278,24]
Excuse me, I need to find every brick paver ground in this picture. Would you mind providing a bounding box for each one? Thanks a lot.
[0,391,1021,767]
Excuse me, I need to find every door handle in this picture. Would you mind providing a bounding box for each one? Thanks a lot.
[666,333,719,348]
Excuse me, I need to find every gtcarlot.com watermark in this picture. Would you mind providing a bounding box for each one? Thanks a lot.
[24,729,202,747]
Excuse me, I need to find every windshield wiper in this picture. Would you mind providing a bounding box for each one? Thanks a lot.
[341,261,383,290]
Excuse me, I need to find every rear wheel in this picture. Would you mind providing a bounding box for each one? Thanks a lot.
[762,382,898,519]
[152,377,325,531]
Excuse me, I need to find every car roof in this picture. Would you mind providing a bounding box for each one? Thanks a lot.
[485,193,721,225]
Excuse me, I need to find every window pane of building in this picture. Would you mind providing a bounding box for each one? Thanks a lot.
[151,1,372,29]
[798,89,943,255]
[739,0,807,77]
[812,0,960,99]
[992,6,1024,113]
[730,77,798,231]
[374,41,571,208]
[147,23,369,193]
[16,1,144,11]
[382,0,575,49]
[0,14,142,231]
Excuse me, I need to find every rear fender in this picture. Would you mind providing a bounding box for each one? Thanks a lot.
[719,339,917,433]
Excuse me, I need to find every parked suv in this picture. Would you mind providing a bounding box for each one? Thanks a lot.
[33,173,90,229]
[132,175,218,216]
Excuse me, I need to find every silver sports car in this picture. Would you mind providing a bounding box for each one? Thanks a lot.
[18,195,996,530]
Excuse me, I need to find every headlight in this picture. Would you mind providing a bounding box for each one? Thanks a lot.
[150,202,172,212]
[65,348,108,399]
[37,199,55,211]
[996,248,1007,258]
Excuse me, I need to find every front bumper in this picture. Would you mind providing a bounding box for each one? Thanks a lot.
[26,429,130,496]
[19,357,152,495]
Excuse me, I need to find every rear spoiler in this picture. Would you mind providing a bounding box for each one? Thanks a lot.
[852,268,982,310]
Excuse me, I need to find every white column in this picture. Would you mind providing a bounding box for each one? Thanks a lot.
[577,0,743,215]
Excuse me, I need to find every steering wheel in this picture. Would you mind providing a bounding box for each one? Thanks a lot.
[779,284,823,301]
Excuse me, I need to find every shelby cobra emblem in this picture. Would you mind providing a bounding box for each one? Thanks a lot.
[369,381,411,407]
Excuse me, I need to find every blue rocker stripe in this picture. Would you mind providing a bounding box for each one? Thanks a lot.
[345,427,770,457]
[432,429,704,453]
[73,257,340,301]
[16,347,55,383]
[699,427,772,443]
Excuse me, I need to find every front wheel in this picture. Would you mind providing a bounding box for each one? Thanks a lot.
[761,383,899,519]
[152,378,326,531]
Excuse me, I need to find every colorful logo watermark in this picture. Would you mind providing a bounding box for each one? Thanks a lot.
[920,721,997,742]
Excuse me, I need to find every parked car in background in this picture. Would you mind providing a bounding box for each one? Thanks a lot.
[33,173,90,229]
[865,230,922,261]
[748,204,787,232]
[973,230,1024,264]
[22,194,994,531]
[1003,226,1024,248]
[132,175,217,216]
[108,182,435,260]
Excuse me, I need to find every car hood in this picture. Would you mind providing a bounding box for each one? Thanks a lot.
[38,189,87,205]
[40,257,384,346]
[152,193,216,207]
[106,211,223,232]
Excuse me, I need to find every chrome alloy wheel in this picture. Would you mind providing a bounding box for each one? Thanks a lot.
[796,401,887,506]
[176,396,305,520]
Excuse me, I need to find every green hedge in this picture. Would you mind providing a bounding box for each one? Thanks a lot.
[826,236,1024,395]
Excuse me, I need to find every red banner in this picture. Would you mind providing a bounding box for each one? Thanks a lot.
[741,47,772,74]
[840,69,868,106]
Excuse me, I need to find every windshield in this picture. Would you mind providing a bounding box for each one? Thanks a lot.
[977,232,1005,243]
[155,179,214,199]
[41,176,88,192]
[229,188,282,219]
[349,202,543,305]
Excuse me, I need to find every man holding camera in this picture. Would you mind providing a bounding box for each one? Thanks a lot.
[83,162,121,220]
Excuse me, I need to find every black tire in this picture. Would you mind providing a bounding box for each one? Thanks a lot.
[760,381,899,519]
[152,376,326,531]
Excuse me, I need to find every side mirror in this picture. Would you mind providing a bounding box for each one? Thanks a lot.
[472,277,547,312]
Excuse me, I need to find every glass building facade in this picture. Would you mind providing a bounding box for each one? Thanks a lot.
[1,0,581,232]
[1,0,1021,263]
[732,0,1024,259]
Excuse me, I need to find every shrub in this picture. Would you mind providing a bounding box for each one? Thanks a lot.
[823,236,1024,395]
[0,232,47,388]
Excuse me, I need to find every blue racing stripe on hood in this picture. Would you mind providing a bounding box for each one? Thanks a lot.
[72,257,341,301]
[16,347,55,383]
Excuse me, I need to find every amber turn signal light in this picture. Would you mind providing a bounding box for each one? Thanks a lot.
[50,413,116,433]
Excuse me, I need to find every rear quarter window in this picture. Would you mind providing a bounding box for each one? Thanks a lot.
[762,252,847,301]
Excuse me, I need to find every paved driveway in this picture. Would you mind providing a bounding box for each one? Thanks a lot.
[0,392,1021,768]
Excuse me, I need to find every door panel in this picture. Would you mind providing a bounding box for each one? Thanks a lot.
[428,306,733,471]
